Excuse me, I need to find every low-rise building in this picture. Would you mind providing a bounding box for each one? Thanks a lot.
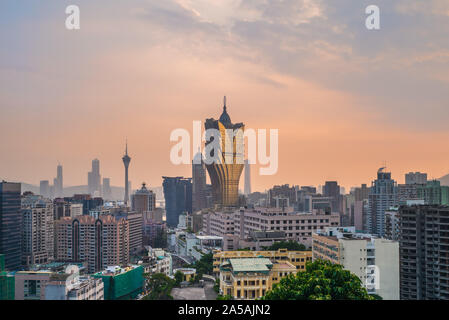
[92,265,144,300]
[44,265,104,300]
[173,268,196,282]
[312,227,399,300]
[219,258,296,300]
[213,249,312,276]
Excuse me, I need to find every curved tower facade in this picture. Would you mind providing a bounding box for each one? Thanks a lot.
[204,97,244,207]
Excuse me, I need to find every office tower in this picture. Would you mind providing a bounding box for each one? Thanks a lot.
[102,178,112,200]
[122,142,131,205]
[54,215,129,273]
[367,168,397,237]
[323,181,341,213]
[267,184,297,208]
[244,159,251,196]
[54,164,63,198]
[353,184,370,202]
[405,172,427,185]
[192,151,207,212]
[21,194,54,267]
[88,159,101,197]
[131,183,156,214]
[313,226,399,300]
[162,177,192,227]
[39,180,50,198]
[0,182,22,270]
[204,97,245,207]
[399,206,449,299]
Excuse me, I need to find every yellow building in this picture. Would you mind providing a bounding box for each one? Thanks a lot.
[219,258,296,299]
[213,249,312,276]
[173,268,196,282]
[204,97,245,207]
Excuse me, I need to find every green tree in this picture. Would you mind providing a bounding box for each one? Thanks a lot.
[262,260,374,300]
[216,294,234,300]
[267,240,307,251]
[174,270,184,286]
[189,253,213,275]
[143,273,175,300]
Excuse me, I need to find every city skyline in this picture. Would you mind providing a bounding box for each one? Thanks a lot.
[2,1,449,192]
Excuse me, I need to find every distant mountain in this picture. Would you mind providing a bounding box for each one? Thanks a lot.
[19,183,163,201]
[438,174,449,186]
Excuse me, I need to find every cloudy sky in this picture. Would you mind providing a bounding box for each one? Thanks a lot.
[1,0,449,192]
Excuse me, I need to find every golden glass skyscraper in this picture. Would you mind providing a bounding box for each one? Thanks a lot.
[204,97,244,207]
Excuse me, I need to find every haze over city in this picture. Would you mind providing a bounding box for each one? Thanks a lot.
[1,0,449,192]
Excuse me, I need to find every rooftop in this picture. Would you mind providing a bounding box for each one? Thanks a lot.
[229,258,273,273]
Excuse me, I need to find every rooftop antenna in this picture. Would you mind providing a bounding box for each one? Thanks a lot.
[223,96,227,112]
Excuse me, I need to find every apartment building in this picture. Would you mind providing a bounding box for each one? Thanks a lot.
[399,205,449,300]
[202,207,339,249]
[44,265,104,300]
[54,215,129,273]
[312,227,399,300]
[213,248,312,276]
[21,195,55,267]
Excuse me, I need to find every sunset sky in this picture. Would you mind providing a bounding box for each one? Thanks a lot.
[1,0,449,192]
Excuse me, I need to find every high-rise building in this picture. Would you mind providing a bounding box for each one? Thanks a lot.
[313,226,399,300]
[88,159,101,197]
[192,151,208,212]
[131,183,156,214]
[267,184,297,208]
[244,159,251,196]
[111,211,143,256]
[162,177,192,228]
[102,178,112,201]
[405,172,427,185]
[204,97,245,207]
[53,199,83,220]
[399,205,449,300]
[367,168,398,237]
[21,194,54,267]
[54,164,63,198]
[353,184,370,202]
[39,180,50,198]
[54,215,129,273]
[0,181,22,270]
[122,142,131,205]
[323,181,341,213]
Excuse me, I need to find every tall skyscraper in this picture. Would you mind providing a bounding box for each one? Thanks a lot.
[122,142,131,205]
[162,177,192,227]
[204,97,245,207]
[21,194,54,267]
[244,159,251,196]
[88,159,101,197]
[0,181,22,270]
[367,167,398,237]
[192,151,207,211]
[53,164,63,198]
